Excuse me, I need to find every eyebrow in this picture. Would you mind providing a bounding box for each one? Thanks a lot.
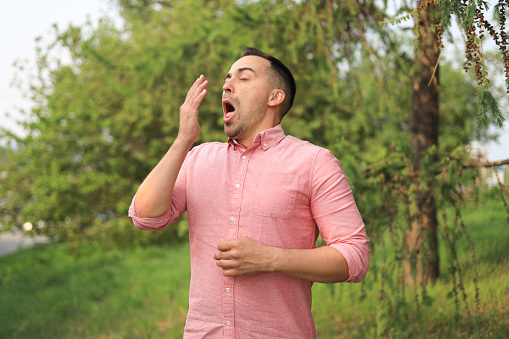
[224,67,255,81]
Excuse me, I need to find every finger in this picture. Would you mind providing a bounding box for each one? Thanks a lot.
[221,268,240,277]
[191,87,208,109]
[216,259,225,267]
[185,75,206,101]
[197,78,208,89]
[191,77,208,95]
[185,76,200,100]
[181,87,208,120]
[216,259,236,268]
[217,238,234,251]
[186,82,208,111]
[213,251,229,260]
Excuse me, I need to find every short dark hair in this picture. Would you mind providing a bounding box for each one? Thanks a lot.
[241,47,296,119]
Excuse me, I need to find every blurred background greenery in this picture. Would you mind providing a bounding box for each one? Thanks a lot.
[0,0,508,338]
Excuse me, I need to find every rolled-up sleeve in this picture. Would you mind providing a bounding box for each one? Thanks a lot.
[128,157,188,231]
[311,149,369,283]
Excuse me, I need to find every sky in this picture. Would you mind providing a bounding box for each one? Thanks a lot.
[0,0,120,135]
[0,0,508,161]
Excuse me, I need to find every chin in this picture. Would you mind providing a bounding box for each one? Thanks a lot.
[224,124,235,138]
[224,124,243,139]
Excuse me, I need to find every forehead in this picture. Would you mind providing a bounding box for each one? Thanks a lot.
[227,55,270,74]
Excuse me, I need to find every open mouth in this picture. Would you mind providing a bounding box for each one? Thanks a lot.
[222,99,237,123]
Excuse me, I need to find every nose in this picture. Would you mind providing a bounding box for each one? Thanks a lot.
[223,79,233,93]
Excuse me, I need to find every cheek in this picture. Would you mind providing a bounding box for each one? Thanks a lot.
[250,86,269,103]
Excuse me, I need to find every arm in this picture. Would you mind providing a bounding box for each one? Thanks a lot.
[134,75,208,218]
[214,237,349,283]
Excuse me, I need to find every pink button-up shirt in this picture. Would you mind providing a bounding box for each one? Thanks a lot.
[129,125,369,338]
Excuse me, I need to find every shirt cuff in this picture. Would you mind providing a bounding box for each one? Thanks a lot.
[329,243,369,283]
[128,195,173,230]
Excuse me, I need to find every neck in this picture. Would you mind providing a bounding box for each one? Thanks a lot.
[228,109,280,148]
[236,121,279,149]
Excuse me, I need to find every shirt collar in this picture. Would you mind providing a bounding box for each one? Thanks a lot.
[227,124,286,151]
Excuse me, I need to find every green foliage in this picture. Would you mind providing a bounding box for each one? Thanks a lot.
[478,85,504,127]
[385,0,508,122]
[0,0,490,241]
[0,0,388,240]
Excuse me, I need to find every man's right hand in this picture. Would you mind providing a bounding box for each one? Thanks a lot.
[134,74,208,218]
[178,75,208,144]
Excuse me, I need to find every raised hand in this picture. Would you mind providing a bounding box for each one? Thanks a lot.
[133,75,208,219]
[178,75,208,144]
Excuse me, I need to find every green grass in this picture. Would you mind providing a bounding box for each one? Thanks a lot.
[0,195,507,338]
[0,243,191,338]
[312,195,509,338]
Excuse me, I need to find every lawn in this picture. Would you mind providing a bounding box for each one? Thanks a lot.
[0,195,507,338]
[0,243,191,338]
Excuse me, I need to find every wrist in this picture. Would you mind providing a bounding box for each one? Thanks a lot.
[174,134,196,149]
[269,246,284,273]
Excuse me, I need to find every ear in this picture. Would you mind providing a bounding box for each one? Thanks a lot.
[267,89,285,108]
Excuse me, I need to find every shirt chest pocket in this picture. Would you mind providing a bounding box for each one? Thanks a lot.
[253,172,299,219]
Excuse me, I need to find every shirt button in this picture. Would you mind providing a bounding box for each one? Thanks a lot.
[226,320,231,326]
[242,156,247,160]
[226,287,231,292]
[230,217,236,222]
[235,184,240,188]
[263,143,267,147]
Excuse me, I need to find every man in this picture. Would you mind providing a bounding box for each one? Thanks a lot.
[129,47,369,338]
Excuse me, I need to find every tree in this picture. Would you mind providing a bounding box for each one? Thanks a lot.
[0,0,386,241]
[377,0,508,285]
[407,0,442,284]
[1,0,500,247]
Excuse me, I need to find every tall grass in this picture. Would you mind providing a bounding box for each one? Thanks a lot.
[312,193,509,338]
[0,194,507,338]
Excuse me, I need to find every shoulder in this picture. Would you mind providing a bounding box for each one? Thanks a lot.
[283,135,336,160]
[189,141,227,154]
[186,141,226,162]
[282,136,345,177]
[191,141,225,151]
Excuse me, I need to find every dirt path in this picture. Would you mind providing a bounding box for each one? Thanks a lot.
[0,231,50,257]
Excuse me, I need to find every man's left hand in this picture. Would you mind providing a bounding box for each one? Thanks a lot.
[214,237,278,276]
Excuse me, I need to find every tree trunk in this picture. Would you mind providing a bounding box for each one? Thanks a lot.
[407,1,440,284]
